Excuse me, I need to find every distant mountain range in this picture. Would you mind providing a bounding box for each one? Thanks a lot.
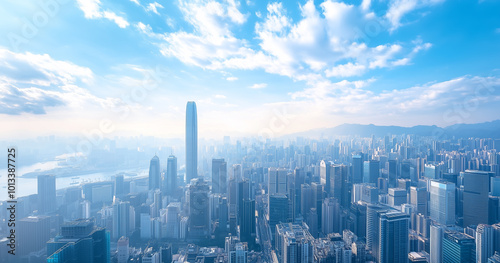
[289,120,500,139]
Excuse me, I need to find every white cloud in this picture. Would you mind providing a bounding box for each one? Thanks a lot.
[249,83,267,89]
[76,0,129,28]
[0,48,93,86]
[138,0,434,86]
[146,2,164,15]
[284,76,500,129]
[130,0,140,5]
[0,48,121,115]
[326,63,366,77]
[386,0,445,31]
[214,94,226,99]
[226,76,238,81]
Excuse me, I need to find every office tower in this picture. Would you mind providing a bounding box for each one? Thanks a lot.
[364,160,380,184]
[148,155,161,190]
[268,167,288,195]
[311,182,324,230]
[188,178,210,238]
[219,197,229,233]
[114,174,124,197]
[112,200,133,240]
[322,197,341,235]
[164,155,177,196]
[442,231,475,263]
[229,242,248,263]
[17,216,51,256]
[379,177,389,194]
[378,212,410,263]
[320,160,331,194]
[477,224,495,263]
[140,213,151,239]
[491,177,500,197]
[228,178,238,234]
[275,223,314,263]
[269,194,289,234]
[398,178,411,191]
[306,207,319,238]
[429,180,455,225]
[388,188,407,207]
[400,161,412,180]
[117,236,129,263]
[413,213,431,238]
[410,186,428,216]
[212,158,228,194]
[389,160,397,188]
[353,154,364,184]
[92,183,114,204]
[161,245,173,263]
[291,168,305,216]
[301,184,315,218]
[366,204,391,260]
[37,174,56,214]
[286,172,297,221]
[186,101,198,182]
[430,224,444,263]
[165,202,181,239]
[46,219,110,263]
[463,170,491,226]
[240,199,256,245]
[237,180,250,225]
[331,164,347,202]
[425,164,440,179]
[149,189,162,218]
[352,183,378,204]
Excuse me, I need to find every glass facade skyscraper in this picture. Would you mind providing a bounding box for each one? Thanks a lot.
[148,155,160,190]
[429,180,455,226]
[186,101,198,182]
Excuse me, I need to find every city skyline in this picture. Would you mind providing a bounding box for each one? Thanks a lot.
[2,0,500,262]
[0,0,499,140]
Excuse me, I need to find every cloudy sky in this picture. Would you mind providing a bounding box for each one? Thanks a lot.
[0,0,499,139]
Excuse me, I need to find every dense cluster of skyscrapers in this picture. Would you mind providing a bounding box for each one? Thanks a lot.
[2,101,500,263]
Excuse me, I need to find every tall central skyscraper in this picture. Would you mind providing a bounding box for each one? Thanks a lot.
[186,101,198,182]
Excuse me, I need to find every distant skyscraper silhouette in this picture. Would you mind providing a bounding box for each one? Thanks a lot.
[186,101,198,182]
[38,174,56,214]
[148,155,160,190]
[212,158,227,194]
[164,155,177,196]
[352,154,363,184]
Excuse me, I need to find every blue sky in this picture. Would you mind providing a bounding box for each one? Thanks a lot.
[0,0,499,139]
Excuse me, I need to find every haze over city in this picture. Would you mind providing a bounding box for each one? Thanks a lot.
[0,0,499,139]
